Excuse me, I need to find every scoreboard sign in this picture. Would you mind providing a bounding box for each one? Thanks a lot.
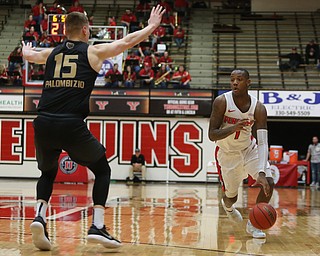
[48,14,66,36]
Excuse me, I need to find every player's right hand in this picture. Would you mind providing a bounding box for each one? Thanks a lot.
[148,5,166,29]
[234,119,251,132]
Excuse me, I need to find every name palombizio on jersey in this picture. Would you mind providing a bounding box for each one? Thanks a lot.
[44,79,85,89]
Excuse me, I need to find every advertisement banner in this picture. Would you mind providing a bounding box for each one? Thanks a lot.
[0,87,24,112]
[259,91,320,117]
[150,89,212,117]
[95,53,123,86]
[0,116,215,182]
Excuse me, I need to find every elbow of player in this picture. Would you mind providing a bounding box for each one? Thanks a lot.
[208,132,217,142]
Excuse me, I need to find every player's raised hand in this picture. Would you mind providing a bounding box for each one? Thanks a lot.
[148,5,166,28]
[22,41,35,57]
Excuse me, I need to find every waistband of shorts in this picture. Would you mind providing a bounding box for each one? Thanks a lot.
[38,111,83,119]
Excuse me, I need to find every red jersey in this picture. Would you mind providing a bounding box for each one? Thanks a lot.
[174,28,185,39]
[121,13,137,23]
[174,0,188,8]
[41,19,48,32]
[153,26,166,37]
[159,56,173,64]
[24,19,36,30]
[139,68,154,79]
[123,71,136,81]
[32,4,44,16]
[173,71,191,83]
[159,2,172,13]
[143,55,158,67]
[48,6,63,14]
[68,6,84,13]
[105,69,121,82]
[25,31,39,41]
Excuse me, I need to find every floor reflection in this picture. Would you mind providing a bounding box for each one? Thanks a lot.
[0,179,320,255]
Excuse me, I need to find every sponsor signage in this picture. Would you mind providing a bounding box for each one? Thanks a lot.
[259,91,320,117]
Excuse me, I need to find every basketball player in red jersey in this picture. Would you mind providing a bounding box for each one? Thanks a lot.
[208,69,274,238]
[22,6,165,251]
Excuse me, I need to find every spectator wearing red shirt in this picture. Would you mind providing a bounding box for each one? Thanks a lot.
[121,9,138,33]
[143,52,159,68]
[151,26,166,50]
[68,1,85,13]
[47,1,63,14]
[8,46,23,72]
[159,51,173,69]
[25,26,39,47]
[171,65,191,89]
[174,0,188,12]
[39,31,53,47]
[123,65,136,88]
[139,62,155,88]
[32,1,45,24]
[105,63,122,88]
[173,25,185,49]
[24,15,37,32]
[126,51,142,73]
[155,64,171,88]
[159,0,172,13]
[136,1,151,21]
[40,13,48,35]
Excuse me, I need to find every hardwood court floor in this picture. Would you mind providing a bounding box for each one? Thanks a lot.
[0,179,320,256]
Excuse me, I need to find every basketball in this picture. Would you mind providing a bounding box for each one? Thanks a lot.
[249,203,277,230]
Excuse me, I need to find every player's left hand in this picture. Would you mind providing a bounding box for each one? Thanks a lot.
[252,172,270,197]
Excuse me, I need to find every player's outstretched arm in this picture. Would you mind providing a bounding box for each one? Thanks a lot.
[91,5,165,61]
[22,41,53,64]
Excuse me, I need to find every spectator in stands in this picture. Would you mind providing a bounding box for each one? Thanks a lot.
[174,0,188,17]
[136,0,151,22]
[32,1,45,24]
[47,1,64,14]
[138,41,152,57]
[105,63,122,88]
[68,0,85,13]
[159,51,173,69]
[155,64,171,88]
[128,148,146,184]
[305,39,319,65]
[126,50,142,73]
[121,9,138,33]
[172,65,191,89]
[173,25,185,50]
[24,26,39,47]
[24,14,37,32]
[40,13,48,35]
[39,31,53,47]
[151,25,166,50]
[139,62,155,88]
[143,51,159,69]
[8,46,23,73]
[159,0,172,14]
[123,65,136,88]
[0,64,8,86]
[278,47,303,72]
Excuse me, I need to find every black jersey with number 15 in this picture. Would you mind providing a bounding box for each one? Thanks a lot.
[37,40,98,118]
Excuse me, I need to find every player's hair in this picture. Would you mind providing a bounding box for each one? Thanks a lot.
[65,12,88,37]
[231,68,250,79]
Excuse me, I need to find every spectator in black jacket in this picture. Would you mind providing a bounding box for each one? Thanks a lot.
[129,148,146,183]
[305,39,319,65]
[279,47,303,72]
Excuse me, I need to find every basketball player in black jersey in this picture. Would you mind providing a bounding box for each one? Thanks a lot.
[22,6,165,251]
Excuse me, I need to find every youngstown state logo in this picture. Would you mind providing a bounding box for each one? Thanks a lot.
[59,156,78,175]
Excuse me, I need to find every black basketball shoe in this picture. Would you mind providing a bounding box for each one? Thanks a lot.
[87,225,121,248]
[30,216,51,251]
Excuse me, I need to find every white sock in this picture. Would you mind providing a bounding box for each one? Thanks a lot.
[36,201,48,223]
[93,207,104,229]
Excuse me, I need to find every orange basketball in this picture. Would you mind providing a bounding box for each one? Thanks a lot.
[249,203,277,230]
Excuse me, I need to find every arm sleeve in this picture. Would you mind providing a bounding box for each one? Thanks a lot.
[257,129,268,173]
